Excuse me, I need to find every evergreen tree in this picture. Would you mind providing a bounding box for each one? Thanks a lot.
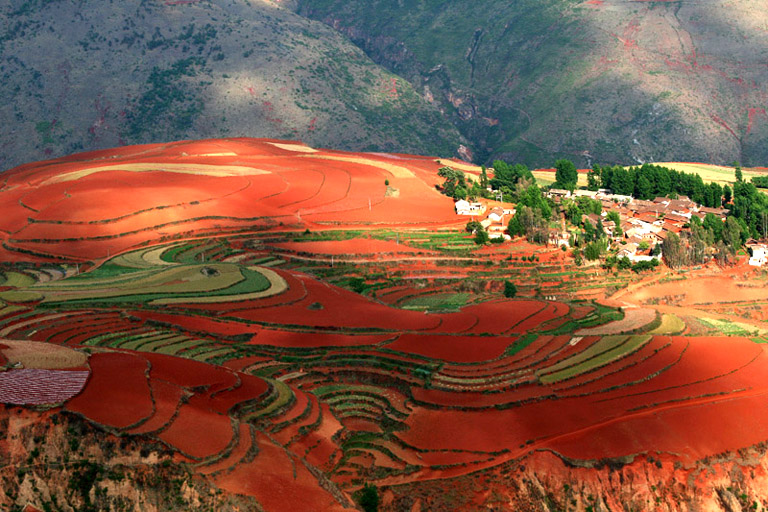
[359,484,380,512]
[587,165,601,191]
[554,159,578,190]
[734,161,743,182]
[662,231,687,269]
[723,184,732,206]
[503,280,517,298]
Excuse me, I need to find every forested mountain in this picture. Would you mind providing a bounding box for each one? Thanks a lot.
[0,0,464,171]
[4,0,768,170]
[295,0,768,167]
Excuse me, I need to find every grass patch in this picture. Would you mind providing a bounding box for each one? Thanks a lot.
[539,335,651,384]
[400,293,470,312]
[649,314,686,335]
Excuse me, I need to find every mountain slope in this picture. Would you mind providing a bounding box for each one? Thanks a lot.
[0,0,465,171]
[295,0,768,167]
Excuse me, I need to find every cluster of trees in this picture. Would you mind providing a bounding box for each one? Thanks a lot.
[489,160,533,192]
[603,255,660,272]
[554,159,578,191]
[588,163,729,208]
[507,184,552,243]
[661,215,743,268]
[437,167,471,200]
[451,156,768,269]
[561,196,601,225]
[439,160,534,201]
[730,181,768,239]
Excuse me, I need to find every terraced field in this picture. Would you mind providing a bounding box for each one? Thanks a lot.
[2,139,768,511]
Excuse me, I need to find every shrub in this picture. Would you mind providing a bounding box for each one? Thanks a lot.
[474,229,490,245]
[504,280,517,298]
[358,483,379,512]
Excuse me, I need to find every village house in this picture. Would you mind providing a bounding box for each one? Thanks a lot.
[455,200,485,215]
[487,206,505,223]
[548,189,571,198]
[488,224,511,241]
[747,240,768,266]
[617,243,638,259]
[573,190,599,199]
[697,206,730,220]
[663,212,690,226]
[548,228,570,248]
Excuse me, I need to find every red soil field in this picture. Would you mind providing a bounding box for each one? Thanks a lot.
[512,301,565,334]
[399,335,768,469]
[207,373,270,415]
[129,311,259,337]
[214,432,347,512]
[127,379,185,435]
[230,272,441,331]
[158,395,235,460]
[144,352,240,396]
[1,138,468,261]
[248,329,391,348]
[198,423,253,475]
[65,352,153,428]
[411,384,552,408]
[459,299,548,334]
[384,333,515,363]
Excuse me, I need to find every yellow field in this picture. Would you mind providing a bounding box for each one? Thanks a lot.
[435,159,483,174]
[42,162,270,185]
[649,314,686,335]
[532,170,588,188]
[0,339,88,369]
[298,154,417,179]
[642,163,767,186]
[267,142,317,153]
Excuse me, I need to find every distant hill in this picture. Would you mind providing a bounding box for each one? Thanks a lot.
[295,0,768,167]
[6,0,768,172]
[0,0,465,171]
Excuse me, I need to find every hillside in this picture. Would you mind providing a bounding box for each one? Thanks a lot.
[5,140,768,510]
[295,0,768,167]
[0,0,464,171]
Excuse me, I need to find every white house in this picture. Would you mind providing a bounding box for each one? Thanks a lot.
[749,244,768,266]
[455,200,485,215]
[487,207,505,223]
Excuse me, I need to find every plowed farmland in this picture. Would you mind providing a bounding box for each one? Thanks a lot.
[2,138,768,511]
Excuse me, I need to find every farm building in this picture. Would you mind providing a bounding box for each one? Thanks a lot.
[455,200,485,215]
[487,207,505,223]
[747,241,768,266]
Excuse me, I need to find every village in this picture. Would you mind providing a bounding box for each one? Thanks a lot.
[454,187,768,266]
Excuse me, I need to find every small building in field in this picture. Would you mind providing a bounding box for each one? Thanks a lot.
[747,240,768,266]
[617,243,638,259]
[455,200,485,215]
[548,229,570,248]
[573,189,599,199]
[487,207,505,223]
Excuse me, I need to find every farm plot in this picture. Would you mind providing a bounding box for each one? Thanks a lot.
[65,351,153,428]
[35,263,282,307]
[0,369,89,405]
[229,272,442,331]
[575,307,656,335]
[0,339,88,369]
[383,333,515,363]
[537,335,652,384]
